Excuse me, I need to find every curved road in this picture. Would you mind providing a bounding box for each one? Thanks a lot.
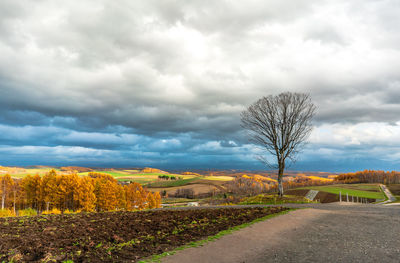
[161,203,400,263]
[380,184,397,204]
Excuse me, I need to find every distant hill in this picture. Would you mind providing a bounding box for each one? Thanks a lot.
[141,167,169,174]
[60,166,93,173]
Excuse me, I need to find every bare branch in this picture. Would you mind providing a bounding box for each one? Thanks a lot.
[241,92,316,196]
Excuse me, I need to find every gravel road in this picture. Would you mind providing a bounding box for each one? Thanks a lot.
[161,203,400,263]
[380,184,397,203]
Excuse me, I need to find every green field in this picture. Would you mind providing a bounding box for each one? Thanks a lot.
[299,184,385,199]
[76,170,200,186]
[3,168,232,189]
[78,171,190,178]
[146,177,202,188]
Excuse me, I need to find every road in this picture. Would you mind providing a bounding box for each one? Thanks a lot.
[380,184,397,204]
[161,203,400,263]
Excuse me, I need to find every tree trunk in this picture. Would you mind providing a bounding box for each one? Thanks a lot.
[278,162,285,197]
[13,191,16,214]
[1,182,5,209]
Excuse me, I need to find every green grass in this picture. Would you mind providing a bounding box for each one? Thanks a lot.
[116,178,152,184]
[79,171,194,179]
[138,208,294,263]
[146,177,202,188]
[387,196,400,203]
[161,198,201,204]
[299,184,384,199]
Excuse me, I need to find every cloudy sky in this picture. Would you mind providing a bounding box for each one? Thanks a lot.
[1,0,400,172]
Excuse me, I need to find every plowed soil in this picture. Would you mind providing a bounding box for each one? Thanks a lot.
[0,207,288,262]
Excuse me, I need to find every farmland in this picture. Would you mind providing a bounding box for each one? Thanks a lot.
[0,167,61,178]
[297,184,385,200]
[0,207,288,262]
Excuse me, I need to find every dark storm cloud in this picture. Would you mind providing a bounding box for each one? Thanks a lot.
[1,0,400,170]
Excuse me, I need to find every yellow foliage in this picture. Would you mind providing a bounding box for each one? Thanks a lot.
[0,170,159,216]
[18,208,37,216]
[242,174,276,183]
[0,209,15,217]
[76,177,96,212]
[42,208,61,215]
[142,167,166,173]
[307,176,333,182]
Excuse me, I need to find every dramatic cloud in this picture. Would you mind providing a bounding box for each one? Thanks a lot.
[1,0,400,171]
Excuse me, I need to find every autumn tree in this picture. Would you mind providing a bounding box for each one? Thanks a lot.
[0,174,14,209]
[76,176,96,212]
[241,92,315,196]
[116,184,127,210]
[21,174,42,210]
[125,182,147,210]
[1,170,159,214]
[10,179,21,214]
[41,170,57,211]
[153,192,161,208]
[147,192,157,209]
[92,173,119,211]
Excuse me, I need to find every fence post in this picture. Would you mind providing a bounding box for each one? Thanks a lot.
[352,196,354,202]
[339,191,342,202]
[357,196,359,203]
[346,193,349,202]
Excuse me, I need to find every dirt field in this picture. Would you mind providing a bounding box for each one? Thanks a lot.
[0,207,287,262]
[386,184,400,195]
[150,183,221,196]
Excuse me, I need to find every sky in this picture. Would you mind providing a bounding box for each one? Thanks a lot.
[1,0,400,172]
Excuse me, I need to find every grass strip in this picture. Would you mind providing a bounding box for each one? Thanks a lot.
[138,208,294,263]
[299,185,384,199]
[146,177,202,188]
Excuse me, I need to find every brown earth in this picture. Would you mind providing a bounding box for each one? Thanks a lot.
[387,184,400,195]
[0,207,288,262]
[150,183,221,196]
[60,166,93,173]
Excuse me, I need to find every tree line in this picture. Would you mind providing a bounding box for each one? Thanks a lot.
[227,175,334,197]
[335,170,400,184]
[0,170,161,214]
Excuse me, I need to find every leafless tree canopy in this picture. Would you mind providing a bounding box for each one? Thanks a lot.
[241,92,316,196]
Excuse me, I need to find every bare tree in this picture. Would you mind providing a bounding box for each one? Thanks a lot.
[241,92,316,196]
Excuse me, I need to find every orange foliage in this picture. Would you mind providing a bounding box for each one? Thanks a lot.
[335,170,400,184]
[2,170,161,214]
[142,167,166,173]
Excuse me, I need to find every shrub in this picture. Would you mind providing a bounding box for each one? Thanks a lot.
[0,209,15,217]
[18,208,37,217]
[42,208,61,215]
